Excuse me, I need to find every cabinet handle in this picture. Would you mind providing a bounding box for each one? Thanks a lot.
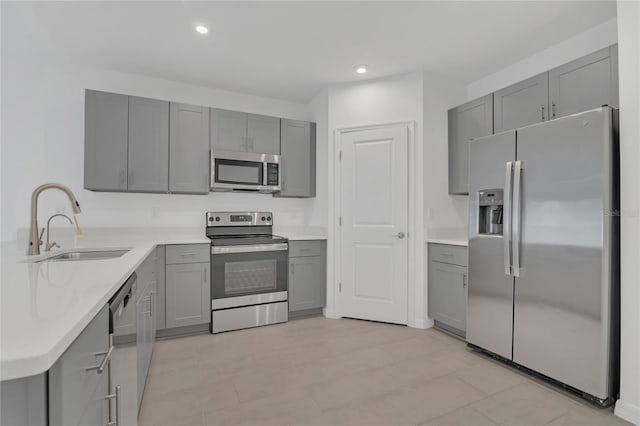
[180,252,196,257]
[291,263,295,275]
[202,268,207,284]
[463,274,467,287]
[104,385,121,426]
[119,170,125,188]
[128,171,134,186]
[541,105,545,121]
[552,102,557,119]
[86,345,114,374]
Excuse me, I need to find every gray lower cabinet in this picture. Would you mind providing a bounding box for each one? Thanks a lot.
[428,244,468,337]
[169,103,210,194]
[549,45,619,119]
[276,119,316,198]
[164,244,211,329]
[448,94,493,195]
[247,113,280,154]
[165,262,211,328]
[288,240,326,315]
[84,90,129,191]
[136,254,156,408]
[49,304,111,426]
[127,96,170,192]
[493,72,549,133]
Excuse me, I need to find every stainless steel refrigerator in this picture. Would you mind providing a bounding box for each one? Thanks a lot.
[467,106,619,405]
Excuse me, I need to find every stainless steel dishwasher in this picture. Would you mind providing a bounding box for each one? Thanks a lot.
[109,273,138,426]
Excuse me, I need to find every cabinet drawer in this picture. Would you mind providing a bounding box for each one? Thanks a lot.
[289,240,322,258]
[49,304,110,426]
[429,244,468,267]
[165,244,210,264]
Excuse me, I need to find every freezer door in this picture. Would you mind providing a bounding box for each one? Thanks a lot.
[513,107,616,400]
[467,130,516,360]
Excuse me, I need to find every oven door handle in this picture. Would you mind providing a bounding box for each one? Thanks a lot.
[211,243,289,255]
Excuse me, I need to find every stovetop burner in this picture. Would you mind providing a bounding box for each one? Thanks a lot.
[205,212,287,246]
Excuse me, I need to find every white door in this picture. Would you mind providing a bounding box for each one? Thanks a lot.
[339,125,409,325]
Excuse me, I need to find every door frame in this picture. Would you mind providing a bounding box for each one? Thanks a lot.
[328,121,418,326]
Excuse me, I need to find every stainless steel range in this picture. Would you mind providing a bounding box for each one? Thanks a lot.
[207,212,289,333]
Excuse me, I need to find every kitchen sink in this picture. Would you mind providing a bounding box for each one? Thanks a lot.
[35,249,130,262]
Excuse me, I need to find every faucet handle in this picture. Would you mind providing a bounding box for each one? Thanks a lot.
[38,228,45,245]
[46,242,60,251]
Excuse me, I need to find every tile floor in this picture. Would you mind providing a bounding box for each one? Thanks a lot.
[139,317,629,426]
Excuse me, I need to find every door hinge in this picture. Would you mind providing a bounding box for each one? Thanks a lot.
[339,282,342,292]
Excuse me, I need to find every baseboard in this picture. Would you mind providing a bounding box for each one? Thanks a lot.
[615,399,640,425]
[322,307,341,319]
[409,317,430,329]
[156,323,210,339]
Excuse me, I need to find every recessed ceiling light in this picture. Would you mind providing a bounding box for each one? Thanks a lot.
[354,65,368,74]
[195,25,209,35]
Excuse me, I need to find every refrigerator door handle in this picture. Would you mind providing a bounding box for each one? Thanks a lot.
[504,161,513,276]
[512,160,522,277]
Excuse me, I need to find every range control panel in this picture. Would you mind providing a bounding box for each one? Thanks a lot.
[206,212,273,227]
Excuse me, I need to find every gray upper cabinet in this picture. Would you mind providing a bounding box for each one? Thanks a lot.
[247,114,280,154]
[549,45,619,119]
[276,119,316,198]
[127,96,169,192]
[84,90,129,191]
[210,108,248,152]
[448,94,493,195]
[210,108,281,154]
[169,103,210,194]
[493,72,549,133]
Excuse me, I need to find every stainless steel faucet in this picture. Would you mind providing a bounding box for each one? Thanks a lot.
[28,183,82,255]
[45,213,73,252]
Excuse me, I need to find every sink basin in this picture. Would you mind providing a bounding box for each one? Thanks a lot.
[36,249,130,263]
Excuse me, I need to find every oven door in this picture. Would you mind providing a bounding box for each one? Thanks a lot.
[211,243,288,308]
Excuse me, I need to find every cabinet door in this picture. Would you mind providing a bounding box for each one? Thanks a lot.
[493,72,549,132]
[84,90,129,191]
[247,114,280,154]
[128,96,169,192]
[289,256,325,312]
[136,284,150,409]
[49,305,110,426]
[277,120,316,198]
[448,94,493,195]
[549,46,618,118]
[210,108,247,152]
[429,261,467,334]
[76,368,110,426]
[165,263,211,328]
[155,246,167,331]
[169,103,210,194]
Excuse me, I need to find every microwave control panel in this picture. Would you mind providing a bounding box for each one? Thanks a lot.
[267,163,279,186]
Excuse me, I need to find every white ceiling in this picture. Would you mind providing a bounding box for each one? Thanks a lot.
[6,1,616,103]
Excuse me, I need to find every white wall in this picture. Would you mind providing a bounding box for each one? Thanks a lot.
[324,71,428,327]
[422,72,467,232]
[467,18,618,100]
[615,2,640,424]
[306,88,329,230]
[1,7,316,242]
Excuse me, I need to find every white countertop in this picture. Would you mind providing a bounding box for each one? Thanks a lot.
[0,227,325,381]
[425,228,468,247]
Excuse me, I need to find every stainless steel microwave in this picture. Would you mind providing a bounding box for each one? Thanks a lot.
[210,151,281,193]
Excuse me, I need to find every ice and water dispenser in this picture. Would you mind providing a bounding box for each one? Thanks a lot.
[478,189,504,235]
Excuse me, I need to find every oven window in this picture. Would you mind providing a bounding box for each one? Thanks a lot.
[216,159,262,185]
[225,259,277,294]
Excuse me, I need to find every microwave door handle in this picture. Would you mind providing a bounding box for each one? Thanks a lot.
[263,162,268,186]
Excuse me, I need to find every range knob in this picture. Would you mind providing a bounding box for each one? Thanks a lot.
[261,216,266,221]
[215,216,221,222]
[208,217,213,222]
[267,216,271,221]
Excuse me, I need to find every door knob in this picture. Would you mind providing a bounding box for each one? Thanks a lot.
[394,232,406,239]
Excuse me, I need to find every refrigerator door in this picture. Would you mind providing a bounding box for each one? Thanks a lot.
[513,107,616,400]
[467,130,516,360]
